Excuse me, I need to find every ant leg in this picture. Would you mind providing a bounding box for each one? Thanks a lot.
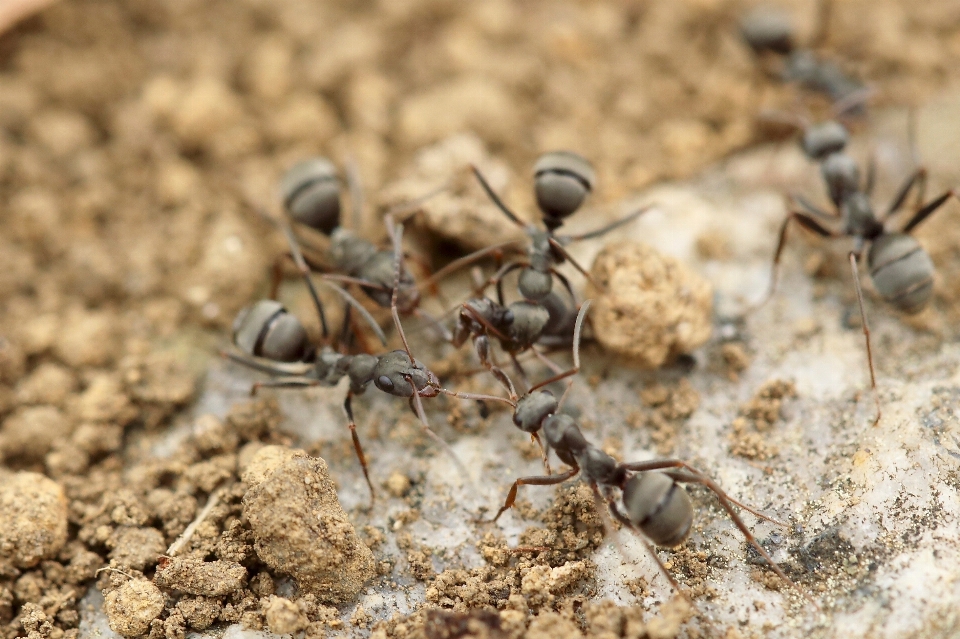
[561,205,651,241]
[619,460,785,525]
[418,241,524,293]
[659,468,811,606]
[221,351,313,377]
[343,392,375,502]
[529,301,591,393]
[552,269,579,306]
[404,375,472,483]
[385,215,416,364]
[318,279,388,346]
[250,378,321,396]
[794,194,838,220]
[848,252,881,427]
[810,0,833,47]
[546,237,602,291]
[475,335,518,401]
[493,261,526,304]
[750,210,838,311]
[902,189,960,234]
[269,257,285,301]
[338,304,355,353]
[491,466,579,522]
[531,431,552,474]
[277,219,330,339]
[596,484,688,599]
[509,352,531,392]
[883,168,927,221]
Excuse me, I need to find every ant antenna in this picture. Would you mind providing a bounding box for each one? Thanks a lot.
[529,300,591,397]
[385,214,416,364]
[470,164,526,228]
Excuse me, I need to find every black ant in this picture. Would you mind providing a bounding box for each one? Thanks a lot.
[739,1,868,115]
[227,214,502,501]
[471,151,648,318]
[446,152,647,387]
[276,157,450,343]
[755,116,959,426]
[479,302,809,603]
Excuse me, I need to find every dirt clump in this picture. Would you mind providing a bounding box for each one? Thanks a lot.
[0,406,65,463]
[0,471,67,568]
[381,133,527,252]
[588,241,713,368]
[264,595,309,635]
[154,557,247,597]
[242,453,376,603]
[729,379,796,460]
[103,578,164,637]
[629,378,701,454]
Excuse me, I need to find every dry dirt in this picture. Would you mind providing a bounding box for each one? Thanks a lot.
[2,1,960,639]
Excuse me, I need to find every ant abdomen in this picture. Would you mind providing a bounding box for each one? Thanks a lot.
[623,472,693,548]
[533,151,595,227]
[868,233,935,314]
[739,6,794,55]
[280,157,342,236]
[233,300,310,362]
[802,121,849,161]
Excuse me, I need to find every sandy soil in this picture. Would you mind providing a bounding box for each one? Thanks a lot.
[2,0,960,638]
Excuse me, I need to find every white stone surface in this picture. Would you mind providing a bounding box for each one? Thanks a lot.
[81,103,960,638]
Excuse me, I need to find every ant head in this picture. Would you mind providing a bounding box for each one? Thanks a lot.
[513,390,558,433]
[802,121,849,161]
[533,151,595,230]
[374,350,438,398]
[233,300,310,362]
[280,157,342,236]
[739,6,794,55]
[622,472,693,547]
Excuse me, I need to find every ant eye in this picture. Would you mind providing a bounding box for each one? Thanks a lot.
[377,375,395,392]
[503,310,515,324]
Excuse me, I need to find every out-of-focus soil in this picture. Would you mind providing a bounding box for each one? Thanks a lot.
[2,0,960,638]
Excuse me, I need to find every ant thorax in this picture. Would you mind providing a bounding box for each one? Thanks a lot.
[329,227,378,275]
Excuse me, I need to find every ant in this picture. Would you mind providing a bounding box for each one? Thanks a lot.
[755,116,959,426]
[471,151,647,316]
[277,156,450,343]
[480,302,807,602]
[227,213,503,501]
[452,152,647,386]
[739,1,868,115]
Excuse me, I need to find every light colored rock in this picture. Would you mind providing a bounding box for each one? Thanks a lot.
[588,240,713,367]
[243,455,375,603]
[0,471,68,568]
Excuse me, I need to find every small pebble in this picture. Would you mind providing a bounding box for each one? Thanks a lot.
[103,579,165,637]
